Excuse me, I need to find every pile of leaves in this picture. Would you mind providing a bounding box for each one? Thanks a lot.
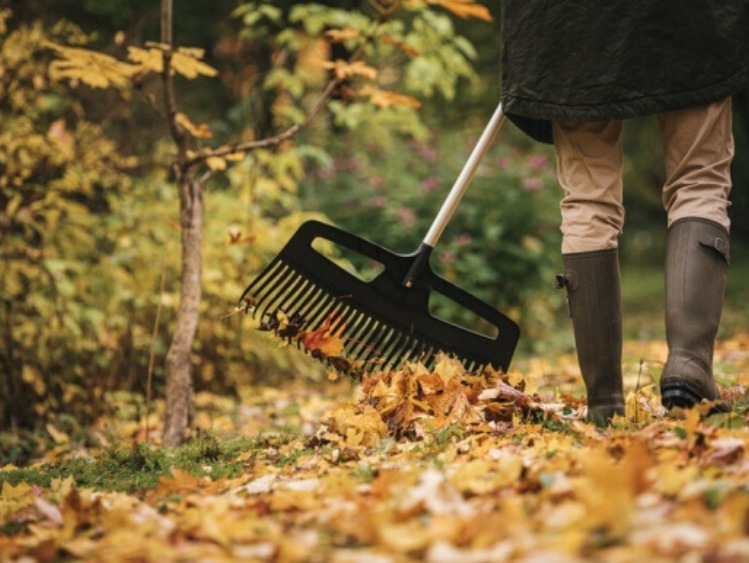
[3,339,749,561]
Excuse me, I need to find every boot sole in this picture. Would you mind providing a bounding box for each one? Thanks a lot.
[661,385,730,414]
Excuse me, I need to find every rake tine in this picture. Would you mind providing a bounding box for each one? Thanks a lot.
[354,320,387,364]
[401,337,425,364]
[365,323,399,365]
[311,297,343,334]
[242,259,282,303]
[329,303,354,334]
[256,268,303,320]
[331,304,358,337]
[372,323,411,365]
[406,339,425,364]
[273,272,308,312]
[422,346,437,370]
[303,292,337,330]
[392,333,419,369]
[346,315,378,359]
[351,316,387,363]
[292,284,327,323]
[252,263,290,318]
[381,330,409,370]
[372,326,404,369]
[284,279,318,318]
[341,310,370,356]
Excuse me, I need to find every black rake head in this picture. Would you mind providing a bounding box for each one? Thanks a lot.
[240,221,520,376]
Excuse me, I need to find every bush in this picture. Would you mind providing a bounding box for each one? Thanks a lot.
[301,121,563,351]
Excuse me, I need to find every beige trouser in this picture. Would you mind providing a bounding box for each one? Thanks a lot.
[552,98,734,253]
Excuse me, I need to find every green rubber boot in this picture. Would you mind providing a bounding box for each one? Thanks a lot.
[660,218,729,411]
[558,249,624,425]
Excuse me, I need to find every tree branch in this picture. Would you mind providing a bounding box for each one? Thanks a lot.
[185,2,401,169]
[160,0,188,167]
[186,77,342,166]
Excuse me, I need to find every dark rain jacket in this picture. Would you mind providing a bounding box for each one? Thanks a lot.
[499,1,749,143]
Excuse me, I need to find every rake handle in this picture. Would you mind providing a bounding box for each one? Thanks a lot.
[403,101,507,287]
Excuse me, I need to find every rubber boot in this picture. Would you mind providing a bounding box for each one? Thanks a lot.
[660,218,729,411]
[557,249,624,425]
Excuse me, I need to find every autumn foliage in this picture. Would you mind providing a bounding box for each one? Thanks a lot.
[3,337,749,560]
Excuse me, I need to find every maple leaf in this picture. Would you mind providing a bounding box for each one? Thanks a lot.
[299,312,345,357]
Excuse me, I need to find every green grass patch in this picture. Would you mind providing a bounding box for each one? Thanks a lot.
[0,432,262,493]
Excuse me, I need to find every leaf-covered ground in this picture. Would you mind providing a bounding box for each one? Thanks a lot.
[3,335,749,562]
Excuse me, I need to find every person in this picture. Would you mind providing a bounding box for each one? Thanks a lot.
[499,1,749,424]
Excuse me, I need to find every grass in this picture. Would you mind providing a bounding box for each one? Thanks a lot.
[620,243,749,341]
[0,432,264,493]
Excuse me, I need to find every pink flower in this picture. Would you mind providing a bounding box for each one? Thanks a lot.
[455,233,472,246]
[421,176,440,194]
[368,196,388,208]
[439,250,455,264]
[527,153,551,171]
[496,156,512,168]
[370,176,386,190]
[394,207,416,226]
[523,176,543,193]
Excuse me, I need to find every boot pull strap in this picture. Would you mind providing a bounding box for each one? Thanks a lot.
[553,271,579,291]
[553,271,578,318]
[698,235,730,266]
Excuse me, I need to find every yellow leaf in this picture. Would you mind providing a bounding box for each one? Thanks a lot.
[46,423,70,444]
[126,46,163,73]
[128,45,218,79]
[206,156,227,171]
[322,59,377,81]
[174,112,213,139]
[325,28,362,43]
[47,42,138,89]
[426,0,493,21]
[172,47,218,78]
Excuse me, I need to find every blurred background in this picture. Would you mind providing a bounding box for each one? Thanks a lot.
[2,0,748,436]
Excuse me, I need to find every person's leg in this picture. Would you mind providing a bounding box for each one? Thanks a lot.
[657,98,733,410]
[553,120,625,424]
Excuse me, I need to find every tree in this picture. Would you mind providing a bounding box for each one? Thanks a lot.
[48,0,492,446]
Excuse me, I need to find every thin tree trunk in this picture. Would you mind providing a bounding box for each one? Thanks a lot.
[162,173,202,447]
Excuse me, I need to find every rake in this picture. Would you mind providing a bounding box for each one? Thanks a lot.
[239,102,519,374]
